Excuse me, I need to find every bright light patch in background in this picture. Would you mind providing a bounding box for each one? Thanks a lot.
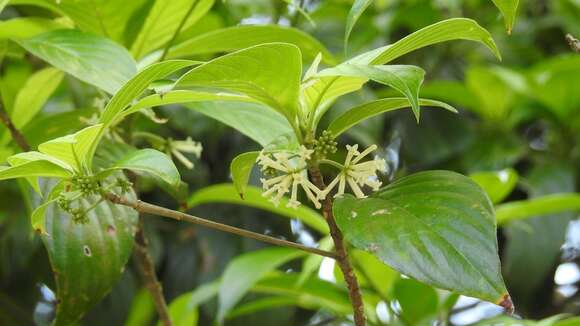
[376,301,392,324]
[318,257,336,283]
[450,296,503,325]
[555,262,580,285]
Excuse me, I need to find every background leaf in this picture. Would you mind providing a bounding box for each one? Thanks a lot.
[188,184,328,234]
[491,0,520,33]
[131,0,214,59]
[17,29,137,94]
[0,17,68,40]
[470,169,519,204]
[217,247,303,321]
[9,67,63,130]
[344,0,374,51]
[168,25,336,64]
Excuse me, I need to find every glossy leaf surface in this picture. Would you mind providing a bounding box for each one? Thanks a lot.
[43,192,138,325]
[333,170,509,305]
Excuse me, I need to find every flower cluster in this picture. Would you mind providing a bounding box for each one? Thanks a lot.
[257,146,324,209]
[313,130,337,159]
[257,143,386,209]
[323,144,386,198]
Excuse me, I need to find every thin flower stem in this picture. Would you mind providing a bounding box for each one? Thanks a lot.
[104,192,338,259]
[319,159,344,170]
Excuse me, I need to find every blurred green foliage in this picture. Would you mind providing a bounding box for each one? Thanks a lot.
[0,0,579,325]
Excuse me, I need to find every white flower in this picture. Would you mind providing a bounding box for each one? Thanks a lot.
[169,137,202,169]
[257,146,322,209]
[322,144,386,199]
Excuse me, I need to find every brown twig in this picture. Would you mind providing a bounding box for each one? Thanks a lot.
[105,192,338,259]
[0,101,30,151]
[133,218,173,326]
[309,167,366,326]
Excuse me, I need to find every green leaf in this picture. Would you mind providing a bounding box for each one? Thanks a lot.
[303,75,367,122]
[43,190,138,325]
[131,0,214,59]
[10,0,149,44]
[119,90,259,122]
[470,169,518,204]
[218,247,303,321]
[10,67,63,129]
[502,163,576,313]
[344,0,374,51]
[529,55,580,124]
[349,18,501,65]
[230,151,259,199]
[227,297,299,321]
[491,0,520,34]
[100,60,198,126]
[328,97,456,137]
[318,64,425,121]
[188,184,328,234]
[297,236,334,286]
[166,281,219,326]
[176,43,302,120]
[0,160,71,180]
[185,101,297,147]
[30,197,57,234]
[0,17,68,40]
[168,25,336,64]
[125,289,155,326]
[30,177,137,323]
[252,273,381,320]
[17,29,137,94]
[38,124,103,172]
[465,66,523,122]
[351,249,399,299]
[496,193,580,225]
[333,170,510,305]
[6,151,73,193]
[394,278,439,325]
[0,0,7,13]
[103,149,181,189]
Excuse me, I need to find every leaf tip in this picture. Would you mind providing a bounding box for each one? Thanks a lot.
[497,293,514,314]
[238,192,245,200]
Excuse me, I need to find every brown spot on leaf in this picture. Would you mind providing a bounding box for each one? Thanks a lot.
[83,245,92,257]
[107,225,116,236]
[497,293,514,314]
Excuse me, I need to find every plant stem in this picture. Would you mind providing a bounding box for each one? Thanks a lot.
[104,192,338,259]
[0,101,30,151]
[308,166,366,325]
[133,217,173,326]
[159,0,199,61]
